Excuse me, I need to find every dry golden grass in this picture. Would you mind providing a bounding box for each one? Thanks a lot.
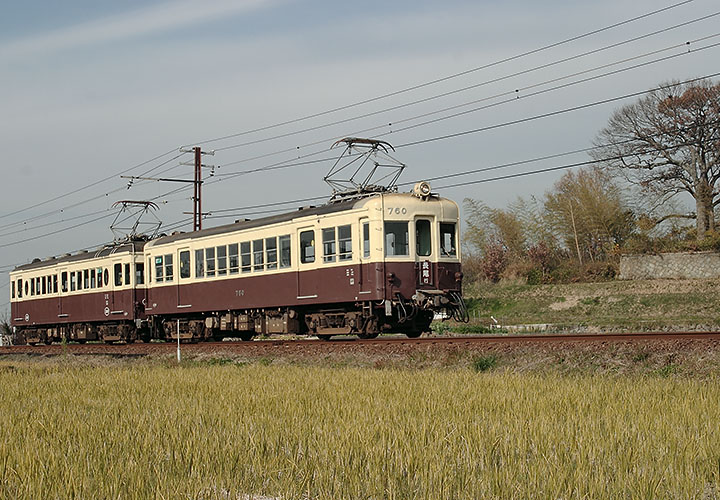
[0,361,718,499]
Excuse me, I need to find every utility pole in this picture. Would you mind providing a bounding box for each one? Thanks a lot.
[121,146,214,232]
[181,146,215,232]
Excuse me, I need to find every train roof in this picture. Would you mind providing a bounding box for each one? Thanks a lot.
[12,239,147,273]
[146,196,368,248]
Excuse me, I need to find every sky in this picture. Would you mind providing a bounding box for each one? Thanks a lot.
[1,0,718,310]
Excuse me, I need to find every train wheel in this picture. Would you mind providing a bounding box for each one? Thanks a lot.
[239,332,254,342]
[358,332,379,339]
[317,335,333,341]
[405,331,422,338]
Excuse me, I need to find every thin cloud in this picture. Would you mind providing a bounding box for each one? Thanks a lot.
[0,0,282,60]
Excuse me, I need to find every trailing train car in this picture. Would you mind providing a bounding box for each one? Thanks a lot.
[9,240,149,344]
[8,183,468,343]
[144,187,466,341]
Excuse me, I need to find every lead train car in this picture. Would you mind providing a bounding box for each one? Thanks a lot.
[10,190,466,343]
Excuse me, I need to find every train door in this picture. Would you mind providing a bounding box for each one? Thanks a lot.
[297,228,318,299]
[57,268,68,320]
[358,218,374,296]
[111,259,123,311]
[177,248,192,308]
[415,217,434,287]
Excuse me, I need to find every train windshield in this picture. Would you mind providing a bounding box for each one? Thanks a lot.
[440,223,457,257]
[385,222,409,256]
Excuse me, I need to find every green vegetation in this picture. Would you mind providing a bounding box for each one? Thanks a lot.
[0,361,718,499]
[462,279,720,330]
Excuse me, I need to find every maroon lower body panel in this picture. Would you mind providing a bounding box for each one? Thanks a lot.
[11,289,141,329]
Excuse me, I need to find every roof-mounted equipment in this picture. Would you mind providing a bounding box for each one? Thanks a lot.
[324,137,406,202]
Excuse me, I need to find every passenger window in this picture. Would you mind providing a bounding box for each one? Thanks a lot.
[300,230,315,264]
[84,269,90,289]
[97,267,103,287]
[136,263,145,285]
[440,223,457,257]
[124,263,131,285]
[147,259,151,283]
[338,225,352,261]
[154,257,163,283]
[180,251,191,279]
[253,239,264,272]
[17,279,22,298]
[229,244,239,274]
[115,263,123,286]
[76,272,82,291]
[279,235,291,268]
[206,247,216,277]
[70,273,76,292]
[416,219,432,257]
[42,276,47,295]
[61,273,67,292]
[362,221,370,259]
[217,246,227,275]
[241,242,251,273]
[90,269,96,289]
[385,222,409,256]
[164,254,173,281]
[195,249,204,278]
[24,280,28,296]
[36,277,41,294]
[53,275,58,293]
[11,281,15,299]
[266,237,277,270]
[322,228,336,263]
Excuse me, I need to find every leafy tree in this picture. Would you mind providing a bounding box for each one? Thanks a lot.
[593,79,720,239]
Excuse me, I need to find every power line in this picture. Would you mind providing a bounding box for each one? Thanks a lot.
[187,0,695,149]
[212,10,720,155]
[212,33,720,182]
[0,1,699,241]
[0,152,183,233]
[0,212,117,250]
[396,71,720,149]
[0,149,178,223]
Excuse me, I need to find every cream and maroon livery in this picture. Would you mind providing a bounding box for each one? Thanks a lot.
[10,240,148,344]
[9,190,467,343]
[144,191,464,340]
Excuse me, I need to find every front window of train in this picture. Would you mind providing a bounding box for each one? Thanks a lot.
[440,223,457,257]
[384,222,409,256]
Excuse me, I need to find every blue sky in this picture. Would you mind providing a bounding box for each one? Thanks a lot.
[1,0,718,307]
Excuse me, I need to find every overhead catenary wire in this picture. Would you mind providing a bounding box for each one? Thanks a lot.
[0,149,179,223]
[187,0,695,149]
[4,24,718,248]
[0,152,184,233]
[211,33,720,183]
[211,64,720,187]
[206,121,718,221]
[0,2,705,240]
[212,10,720,155]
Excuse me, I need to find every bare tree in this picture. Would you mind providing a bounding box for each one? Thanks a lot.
[593,79,720,239]
[544,166,635,262]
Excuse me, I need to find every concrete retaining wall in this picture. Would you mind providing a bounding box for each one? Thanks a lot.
[619,251,720,280]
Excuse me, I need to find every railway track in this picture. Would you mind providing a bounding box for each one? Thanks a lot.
[2,331,720,357]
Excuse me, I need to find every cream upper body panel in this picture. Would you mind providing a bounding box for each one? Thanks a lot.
[9,248,145,303]
[143,192,461,289]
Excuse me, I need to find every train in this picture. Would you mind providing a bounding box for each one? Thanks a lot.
[8,181,468,344]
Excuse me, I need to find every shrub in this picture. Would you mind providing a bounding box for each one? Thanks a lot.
[480,243,508,283]
[471,355,498,372]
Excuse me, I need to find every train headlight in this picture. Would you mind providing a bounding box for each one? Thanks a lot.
[412,181,431,198]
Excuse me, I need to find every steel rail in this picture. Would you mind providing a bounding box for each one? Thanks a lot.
[2,331,720,356]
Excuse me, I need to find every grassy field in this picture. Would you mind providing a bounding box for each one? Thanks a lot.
[0,360,718,499]
[463,278,720,331]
